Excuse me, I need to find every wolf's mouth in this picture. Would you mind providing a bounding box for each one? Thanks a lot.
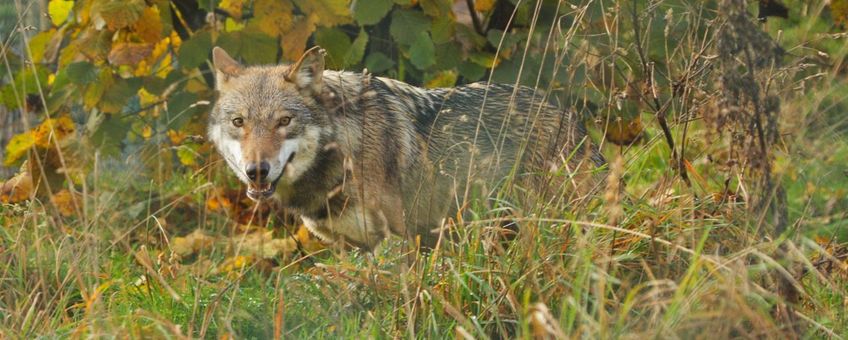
[246,179,278,201]
[245,151,296,201]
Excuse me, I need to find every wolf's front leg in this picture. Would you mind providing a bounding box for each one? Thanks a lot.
[301,206,390,251]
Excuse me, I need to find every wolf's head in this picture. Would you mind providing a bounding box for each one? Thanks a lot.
[208,46,330,201]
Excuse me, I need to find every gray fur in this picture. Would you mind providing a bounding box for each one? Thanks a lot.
[209,47,604,250]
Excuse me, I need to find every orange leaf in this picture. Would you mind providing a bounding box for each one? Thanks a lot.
[132,6,163,43]
[0,171,34,203]
[34,116,75,149]
[50,189,78,217]
[604,115,644,146]
[474,0,495,12]
[683,159,708,189]
[282,14,318,61]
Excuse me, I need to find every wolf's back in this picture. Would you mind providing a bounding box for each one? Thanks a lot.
[368,78,604,177]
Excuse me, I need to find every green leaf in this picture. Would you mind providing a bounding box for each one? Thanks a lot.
[458,61,485,82]
[345,29,369,67]
[486,29,524,52]
[435,42,462,70]
[90,114,128,157]
[293,0,352,27]
[469,52,496,68]
[390,9,431,44]
[178,31,212,69]
[165,92,200,127]
[154,0,174,36]
[419,0,451,17]
[1,85,20,110]
[217,30,278,65]
[409,32,435,70]
[424,70,457,88]
[28,30,55,63]
[90,0,145,30]
[142,72,182,96]
[176,144,199,166]
[431,15,454,44]
[455,24,486,49]
[52,61,97,89]
[365,52,395,73]
[48,0,74,26]
[100,77,143,114]
[353,0,393,26]
[2,66,51,109]
[314,28,351,69]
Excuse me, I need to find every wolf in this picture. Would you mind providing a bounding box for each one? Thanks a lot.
[208,46,604,251]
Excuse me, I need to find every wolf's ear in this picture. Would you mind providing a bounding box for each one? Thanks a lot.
[212,47,243,90]
[285,46,326,95]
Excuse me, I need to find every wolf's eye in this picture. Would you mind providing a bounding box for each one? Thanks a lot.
[232,117,244,127]
[278,117,291,128]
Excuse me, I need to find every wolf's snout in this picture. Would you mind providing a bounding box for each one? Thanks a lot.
[246,161,270,182]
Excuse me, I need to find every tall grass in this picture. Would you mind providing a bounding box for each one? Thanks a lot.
[1,0,847,338]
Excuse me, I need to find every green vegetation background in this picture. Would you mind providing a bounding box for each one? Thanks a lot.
[0,0,846,338]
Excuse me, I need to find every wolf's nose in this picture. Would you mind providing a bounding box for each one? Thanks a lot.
[246,161,270,182]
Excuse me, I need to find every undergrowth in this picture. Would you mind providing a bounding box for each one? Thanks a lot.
[1,0,847,338]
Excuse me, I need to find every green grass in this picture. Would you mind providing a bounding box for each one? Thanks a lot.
[1,123,846,338]
[2,0,848,338]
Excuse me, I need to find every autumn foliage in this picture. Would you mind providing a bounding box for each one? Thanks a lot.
[1,0,848,338]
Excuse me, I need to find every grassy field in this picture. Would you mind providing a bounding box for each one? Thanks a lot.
[1,0,848,338]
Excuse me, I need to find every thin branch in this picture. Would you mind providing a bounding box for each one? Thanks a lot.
[628,1,691,187]
[466,0,485,35]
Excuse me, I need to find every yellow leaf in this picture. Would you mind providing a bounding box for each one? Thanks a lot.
[225,18,245,32]
[233,230,299,258]
[169,31,182,49]
[474,0,495,12]
[28,29,56,63]
[133,60,150,77]
[172,229,217,256]
[219,0,244,19]
[282,14,318,61]
[250,0,295,37]
[150,36,171,61]
[218,255,255,274]
[185,78,208,93]
[293,0,351,27]
[3,132,36,166]
[425,70,458,88]
[295,225,325,253]
[141,125,153,139]
[132,6,163,43]
[48,0,74,26]
[154,54,172,78]
[137,87,158,107]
